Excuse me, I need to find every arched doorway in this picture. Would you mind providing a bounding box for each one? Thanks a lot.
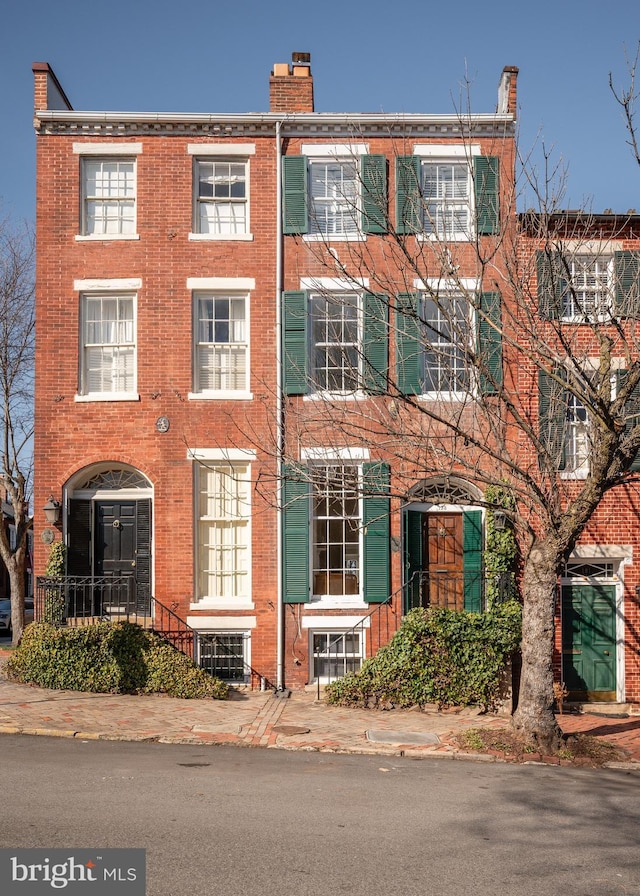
[403,477,484,614]
[64,465,153,612]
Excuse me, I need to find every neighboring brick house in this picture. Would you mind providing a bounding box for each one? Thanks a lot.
[32,57,640,707]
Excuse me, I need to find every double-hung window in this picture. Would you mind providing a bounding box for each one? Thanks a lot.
[421,161,471,239]
[312,464,361,598]
[188,145,254,240]
[396,146,498,239]
[395,284,501,399]
[281,458,390,605]
[537,250,640,321]
[196,461,251,602]
[81,159,136,236]
[282,146,387,238]
[78,287,137,399]
[562,256,613,321]
[194,293,248,393]
[309,159,360,238]
[283,284,388,396]
[310,292,360,392]
[421,293,471,394]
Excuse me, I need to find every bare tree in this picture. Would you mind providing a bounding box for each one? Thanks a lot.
[251,107,640,751]
[610,41,640,168]
[0,215,34,643]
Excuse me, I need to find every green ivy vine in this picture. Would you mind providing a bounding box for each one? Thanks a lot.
[484,485,519,609]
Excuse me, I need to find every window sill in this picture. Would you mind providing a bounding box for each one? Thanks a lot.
[309,596,368,609]
[304,391,366,402]
[74,393,140,402]
[188,233,254,242]
[189,601,255,611]
[188,391,253,401]
[75,234,140,242]
[560,471,589,480]
[302,233,365,243]
[417,233,473,243]
[417,392,468,402]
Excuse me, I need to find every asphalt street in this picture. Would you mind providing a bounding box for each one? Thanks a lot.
[2,735,639,896]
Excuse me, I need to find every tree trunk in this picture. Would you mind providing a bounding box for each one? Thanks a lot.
[8,556,25,646]
[512,541,563,751]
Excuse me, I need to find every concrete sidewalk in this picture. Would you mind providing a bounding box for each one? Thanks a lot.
[0,650,639,767]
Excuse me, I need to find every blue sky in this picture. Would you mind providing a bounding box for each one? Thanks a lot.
[1,0,639,225]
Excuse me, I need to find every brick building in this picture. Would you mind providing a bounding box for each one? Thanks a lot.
[33,57,640,707]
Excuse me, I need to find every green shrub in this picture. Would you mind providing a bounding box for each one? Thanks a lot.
[5,621,228,700]
[325,603,521,711]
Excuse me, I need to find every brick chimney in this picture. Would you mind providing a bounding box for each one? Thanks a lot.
[497,66,519,117]
[270,52,314,113]
[32,62,73,116]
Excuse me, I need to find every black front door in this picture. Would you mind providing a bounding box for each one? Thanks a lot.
[95,500,151,612]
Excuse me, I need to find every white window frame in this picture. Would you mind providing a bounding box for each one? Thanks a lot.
[309,290,362,395]
[75,280,139,402]
[302,143,367,242]
[187,278,253,400]
[191,451,254,609]
[188,144,254,242]
[413,278,477,401]
[413,145,479,243]
[309,462,366,608]
[561,254,614,322]
[309,629,364,683]
[74,144,142,241]
[560,361,620,480]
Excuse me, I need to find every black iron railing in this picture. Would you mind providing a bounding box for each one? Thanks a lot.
[405,571,517,613]
[35,576,270,689]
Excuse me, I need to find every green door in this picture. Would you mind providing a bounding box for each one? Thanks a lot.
[561,584,617,701]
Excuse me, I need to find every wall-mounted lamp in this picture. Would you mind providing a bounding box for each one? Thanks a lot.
[43,495,61,524]
[492,510,507,531]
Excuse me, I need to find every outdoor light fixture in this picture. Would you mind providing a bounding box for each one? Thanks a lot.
[492,510,507,531]
[43,495,61,524]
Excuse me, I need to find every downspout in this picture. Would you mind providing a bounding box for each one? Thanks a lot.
[275,118,285,690]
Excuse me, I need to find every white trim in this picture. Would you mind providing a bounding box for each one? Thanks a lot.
[187,277,255,290]
[74,393,140,403]
[188,391,254,401]
[302,615,370,629]
[300,277,369,291]
[413,277,480,292]
[75,278,142,291]
[188,233,254,242]
[301,446,370,461]
[75,234,140,242]
[413,143,480,157]
[187,447,257,462]
[187,615,257,629]
[187,143,255,156]
[310,596,368,610]
[301,143,368,156]
[73,143,142,155]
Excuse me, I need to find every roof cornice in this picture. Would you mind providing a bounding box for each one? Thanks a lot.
[34,110,515,139]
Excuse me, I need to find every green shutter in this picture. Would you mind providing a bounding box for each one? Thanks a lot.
[363,293,389,393]
[616,370,640,471]
[478,291,502,394]
[538,368,568,471]
[404,509,422,613]
[363,462,390,603]
[282,291,308,395]
[362,154,388,234]
[614,251,640,317]
[282,156,308,234]
[282,465,310,603]
[395,293,422,395]
[536,250,565,319]
[463,510,483,613]
[474,156,499,235]
[395,156,421,234]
